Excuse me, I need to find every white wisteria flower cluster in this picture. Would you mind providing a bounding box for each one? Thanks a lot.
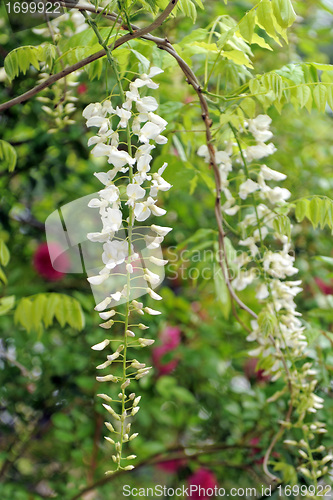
[83,66,172,473]
[198,114,330,480]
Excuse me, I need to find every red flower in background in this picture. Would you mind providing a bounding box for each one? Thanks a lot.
[157,458,187,473]
[77,83,87,95]
[187,468,218,499]
[152,326,181,376]
[33,242,70,281]
[315,277,333,295]
[249,437,264,464]
[244,357,270,384]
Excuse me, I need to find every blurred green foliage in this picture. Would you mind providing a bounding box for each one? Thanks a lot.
[1,0,333,498]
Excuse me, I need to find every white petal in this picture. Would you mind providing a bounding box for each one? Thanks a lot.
[91,339,110,351]
[148,67,164,78]
[99,310,116,320]
[149,256,168,266]
[87,273,110,285]
[147,288,163,300]
[143,307,161,315]
[94,296,112,311]
[151,225,172,236]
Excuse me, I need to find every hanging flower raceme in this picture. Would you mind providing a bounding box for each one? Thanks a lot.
[83,66,172,473]
[198,115,331,481]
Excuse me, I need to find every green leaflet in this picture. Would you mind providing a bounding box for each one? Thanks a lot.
[179,28,208,47]
[257,310,278,337]
[0,140,17,172]
[313,84,328,112]
[131,49,151,73]
[14,293,85,335]
[256,1,281,45]
[0,296,15,316]
[222,49,253,69]
[297,85,312,109]
[178,0,198,22]
[0,240,10,267]
[271,0,297,29]
[238,9,256,44]
[273,214,291,241]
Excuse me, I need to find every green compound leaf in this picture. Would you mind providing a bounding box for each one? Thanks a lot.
[14,294,85,335]
[4,46,40,80]
[294,197,333,230]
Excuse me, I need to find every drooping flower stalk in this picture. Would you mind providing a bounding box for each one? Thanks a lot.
[198,115,331,481]
[83,65,172,473]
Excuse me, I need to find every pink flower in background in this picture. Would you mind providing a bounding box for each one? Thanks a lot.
[77,83,87,95]
[187,468,218,499]
[244,357,270,384]
[315,277,333,295]
[33,242,69,281]
[152,326,181,376]
[157,458,187,473]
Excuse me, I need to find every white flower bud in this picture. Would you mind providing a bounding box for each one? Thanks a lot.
[102,404,121,420]
[121,379,130,390]
[151,224,172,236]
[138,323,149,330]
[138,338,155,347]
[105,422,115,432]
[147,288,162,300]
[133,396,141,407]
[129,433,139,441]
[123,465,135,471]
[143,307,161,315]
[144,269,160,286]
[126,329,135,337]
[97,374,118,383]
[97,393,112,402]
[135,370,150,379]
[126,263,134,273]
[99,320,114,329]
[148,256,168,266]
[107,352,120,362]
[131,361,146,369]
[104,436,115,445]
[96,360,112,370]
[94,297,112,311]
[131,406,140,416]
[99,310,116,320]
[91,339,110,351]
